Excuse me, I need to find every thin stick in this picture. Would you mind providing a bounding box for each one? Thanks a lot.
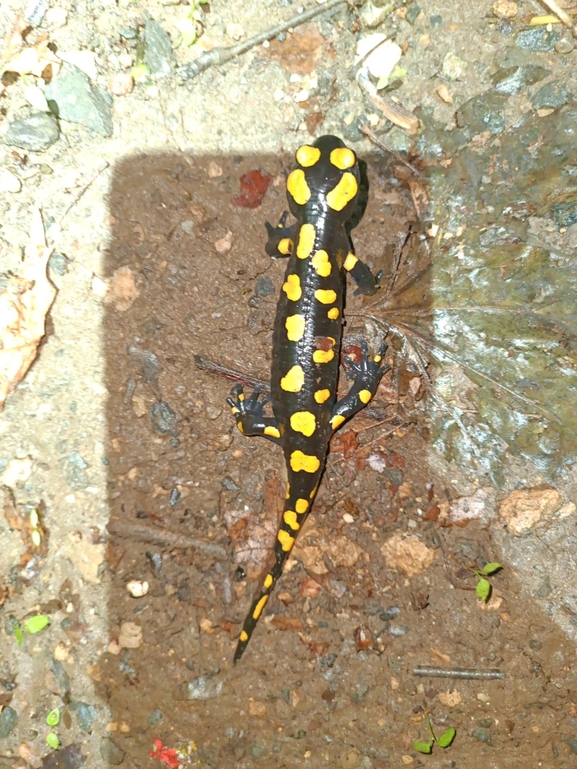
[107,518,228,560]
[413,666,504,680]
[50,162,110,236]
[537,0,577,36]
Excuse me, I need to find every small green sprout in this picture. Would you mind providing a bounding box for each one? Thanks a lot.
[413,715,456,754]
[47,708,60,727]
[14,614,51,645]
[470,562,503,602]
[46,732,60,750]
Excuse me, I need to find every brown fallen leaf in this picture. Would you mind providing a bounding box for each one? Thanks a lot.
[265,24,333,75]
[2,38,61,77]
[0,208,56,411]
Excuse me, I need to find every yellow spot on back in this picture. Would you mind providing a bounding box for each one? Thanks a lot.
[310,483,319,499]
[286,483,291,499]
[311,250,332,277]
[296,145,321,167]
[278,238,293,255]
[326,172,358,211]
[290,411,316,437]
[327,307,340,320]
[313,349,335,364]
[286,314,306,342]
[331,414,346,430]
[237,422,244,433]
[290,450,321,473]
[295,498,309,514]
[252,594,268,620]
[287,168,311,206]
[283,510,300,531]
[343,252,358,271]
[330,147,356,170]
[314,289,337,305]
[282,274,302,301]
[296,223,316,259]
[359,389,372,404]
[314,388,331,404]
[280,365,305,392]
[264,425,281,438]
[239,630,248,642]
[264,574,274,589]
[278,529,295,552]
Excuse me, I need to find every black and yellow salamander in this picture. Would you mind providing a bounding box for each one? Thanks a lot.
[227,135,389,663]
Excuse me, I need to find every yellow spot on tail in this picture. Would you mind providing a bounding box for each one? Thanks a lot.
[314,388,331,404]
[359,389,372,404]
[278,529,295,551]
[278,238,293,255]
[264,574,274,589]
[374,354,382,363]
[282,274,302,301]
[290,450,321,473]
[326,172,358,211]
[330,147,356,170]
[313,349,335,364]
[283,510,300,530]
[239,630,248,642]
[311,250,331,277]
[280,365,305,392]
[290,411,316,437]
[296,223,315,259]
[331,414,346,430]
[327,307,340,320]
[295,498,309,514]
[285,483,291,499]
[296,145,321,167]
[343,252,358,271]
[314,289,337,305]
[286,314,306,342]
[309,483,319,499]
[264,425,281,438]
[253,594,268,620]
[287,168,310,206]
[237,422,244,433]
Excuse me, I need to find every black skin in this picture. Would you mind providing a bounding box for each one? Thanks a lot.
[228,136,390,662]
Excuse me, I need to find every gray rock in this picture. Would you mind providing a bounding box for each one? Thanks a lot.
[553,202,577,228]
[42,742,85,768]
[71,701,99,733]
[515,27,558,52]
[66,451,89,489]
[150,401,178,435]
[492,65,549,95]
[177,675,223,700]
[100,738,125,765]
[144,19,175,76]
[456,92,508,135]
[4,112,59,151]
[555,31,575,54]
[531,81,569,110]
[0,706,18,738]
[45,63,113,136]
[148,709,163,725]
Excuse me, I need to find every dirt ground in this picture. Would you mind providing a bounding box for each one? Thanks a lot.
[1,1,577,768]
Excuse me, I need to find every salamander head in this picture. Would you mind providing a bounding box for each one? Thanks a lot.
[286,135,360,221]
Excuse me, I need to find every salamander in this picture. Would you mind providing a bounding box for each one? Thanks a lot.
[228,135,389,662]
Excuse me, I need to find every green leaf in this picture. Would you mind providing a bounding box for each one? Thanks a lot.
[482,562,502,575]
[47,708,60,726]
[14,627,23,646]
[179,19,198,46]
[437,727,456,748]
[131,63,150,83]
[46,732,60,750]
[412,740,433,754]
[24,614,50,634]
[476,577,492,602]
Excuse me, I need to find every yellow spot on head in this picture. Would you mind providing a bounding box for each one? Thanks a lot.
[296,145,321,167]
[278,529,295,552]
[290,411,316,437]
[285,314,306,342]
[314,388,331,404]
[295,498,309,514]
[311,250,331,277]
[313,349,335,364]
[264,574,274,589]
[264,425,281,438]
[239,630,248,642]
[327,307,340,320]
[237,422,244,433]
[359,389,372,404]
[290,450,321,473]
[287,168,311,206]
[282,274,302,302]
[280,365,305,392]
[278,238,293,255]
[343,252,358,271]
[314,289,337,305]
[331,414,346,430]
[330,147,356,170]
[296,223,316,259]
[326,172,358,211]
[283,510,300,531]
[252,594,268,620]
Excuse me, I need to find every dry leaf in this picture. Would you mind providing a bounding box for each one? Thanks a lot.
[3,39,61,77]
[266,25,333,75]
[0,209,56,411]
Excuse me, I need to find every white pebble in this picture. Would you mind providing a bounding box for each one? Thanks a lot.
[126,580,149,598]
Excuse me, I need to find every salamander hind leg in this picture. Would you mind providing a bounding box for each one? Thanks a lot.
[227,383,281,443]
[265,211,297,258]
[330,341,390,432]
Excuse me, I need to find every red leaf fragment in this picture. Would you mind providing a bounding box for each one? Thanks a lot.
[354,625,373,652]
[232,170,272,209]
[149,739,181,769]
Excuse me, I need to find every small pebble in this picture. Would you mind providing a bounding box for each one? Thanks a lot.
[109,72,134,96]
[0,169,21,193]
[126,580,149,597]
[100,737,125,766]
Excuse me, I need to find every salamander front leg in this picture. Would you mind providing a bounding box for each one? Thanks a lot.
[227,383,282,443]
[265,211,297,258]
[329,342,390,432]
[343,251,383,296]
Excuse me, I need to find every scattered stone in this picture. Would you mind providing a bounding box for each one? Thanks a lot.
[380,533,435,576]
[148,709,163,725]
[388,625,410,637]
[472,728,492,745]
[99,737,125,765]
[456,92,508,135]
[143,18,175,76]
[169,487,181,506]
[71,701,99,733]
[492,0,517,18]
[4,112,60,151]
[64,533,105,583]
[379,606,401,621]
[46,7,68,27]
[430,14,443,28]
[553,202,577,228]
[439,487,494,525]
[105,266,140,311]
[531,81,569,110]
[45,63,112,136]
[438,689,461,707]
[0,706,18,738]
[150,401,178,436]
[42,742,85,768]
[177,675,223,700]
[249,744,268,759]
[118,621,143,649]
[256,276,275,297]
[66,451,89,489]
[48,657,71,701]
[436,83,453,103]
[126,580,149,598]
[248,700,267,717]
[499,487,564,535]
[108,73,134,96]
[515,27,558,52]
[405,4,421,25]
[555,31,575,54]
[359,1,391,28]
[534,575,552,598]
[341,750,361,769]
[442,52,465,80]
[567,738,577,755]
[48,252,69,276]
[492,65,549,94]
[0,169,22,192]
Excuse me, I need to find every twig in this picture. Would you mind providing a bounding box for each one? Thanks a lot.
[178,0,358,80]
[359,121,421,176]
[107,518,228,560]
[357,70,420,136]
[413,666,504,680]
[49,162,110,237]
[537,0,577,36]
